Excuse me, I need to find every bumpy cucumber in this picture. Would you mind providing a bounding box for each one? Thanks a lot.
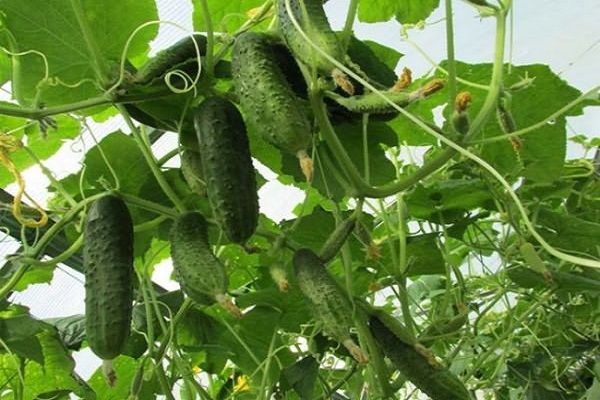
[276,0,353,94]
[318,216,356,263]
[135,34,207,85]
[84,195,134,385]
[169,212,241,316]
[194,96,258,244]
[326,78,445,115]
[232,32,314,180]
[180,150,205,196]
[293,248,368,363]
[369,312,471,400]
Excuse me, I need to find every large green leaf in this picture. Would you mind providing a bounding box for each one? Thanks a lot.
[0,305,44,363]
[358,0,440,24]
[23,330,94,399]
[441,62,582,183]
[0,0,157,106]
[537,209,600,257]
[88,356,158,400]
[193,0,265,33]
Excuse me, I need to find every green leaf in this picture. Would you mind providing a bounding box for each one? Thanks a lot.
[283,121,397,199]
[381,233,445,276]
[44,314,86,351]
[0,0,157,106]
[358,0,440,24]
[0,305,45,363]
[396,0,440,24]
[78,131,158,196]
[23,330,95,399]
[193,0,265,33]
[405,179,493,222]
[89,356,157,400]
[281,356,319,400]
[441,62,582,183]
[0,115,80,187]
[357,0,398,23]
[346,37,402,87]
[537,209,600,257]
[236,287,311,332]
[219,306,295,389]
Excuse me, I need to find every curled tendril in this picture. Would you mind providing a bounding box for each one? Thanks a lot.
[106,20,203,97]
[0,133,48,228]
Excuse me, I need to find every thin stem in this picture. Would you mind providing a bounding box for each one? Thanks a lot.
[16,234,83,267]
[341,0,359,47]
[466,293,548,379]
[117,105,186,212]
[117,192,178,218]
[0,96,111,119]
[157,148,180,166]
[198,0,214,75]
[445,0,458,118]
[474,85,600,144]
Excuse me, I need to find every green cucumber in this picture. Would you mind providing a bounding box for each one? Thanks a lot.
[326,78,445,115]
[293,248,368,363]
[194,96,258,244]
[84,194,134,385]
[169,211,241,317]
[369,312,471,400]
[135,34,207,85]
[318,216,356,263]
[180,150,205,197]
[276,0,353,94]
[232,32,314,180]
[507,265,600,293]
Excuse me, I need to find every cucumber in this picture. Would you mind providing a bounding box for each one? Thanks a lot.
[135,34,207,85]
[369,312,471,400]
[276,0,353,94]
[180,150,205,197]
[194,96,258,244]
[318,216,356,263]
[507,265,600,293]
[293,248,368,363]
[169,211,241,317]
[84,194,134,385]
[232,31,314,181]
[326,78,445,115]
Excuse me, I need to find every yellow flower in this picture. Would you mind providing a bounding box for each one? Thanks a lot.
[234,375,250,392]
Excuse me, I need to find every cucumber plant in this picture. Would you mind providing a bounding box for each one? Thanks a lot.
[0,0,597,399]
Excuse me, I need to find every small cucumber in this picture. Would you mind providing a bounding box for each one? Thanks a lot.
[169,212,241,317]
[84,194,134,385]
[293,248,368,363]
[135,34,207,85]
[194,96,258,244]
[326,78,445,115]
[180,150,205,196]
[276,0,353,94]
[318,216,356,263]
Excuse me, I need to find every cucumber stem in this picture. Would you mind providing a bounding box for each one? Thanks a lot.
[215,293,242,318]
[102,359,117,387]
